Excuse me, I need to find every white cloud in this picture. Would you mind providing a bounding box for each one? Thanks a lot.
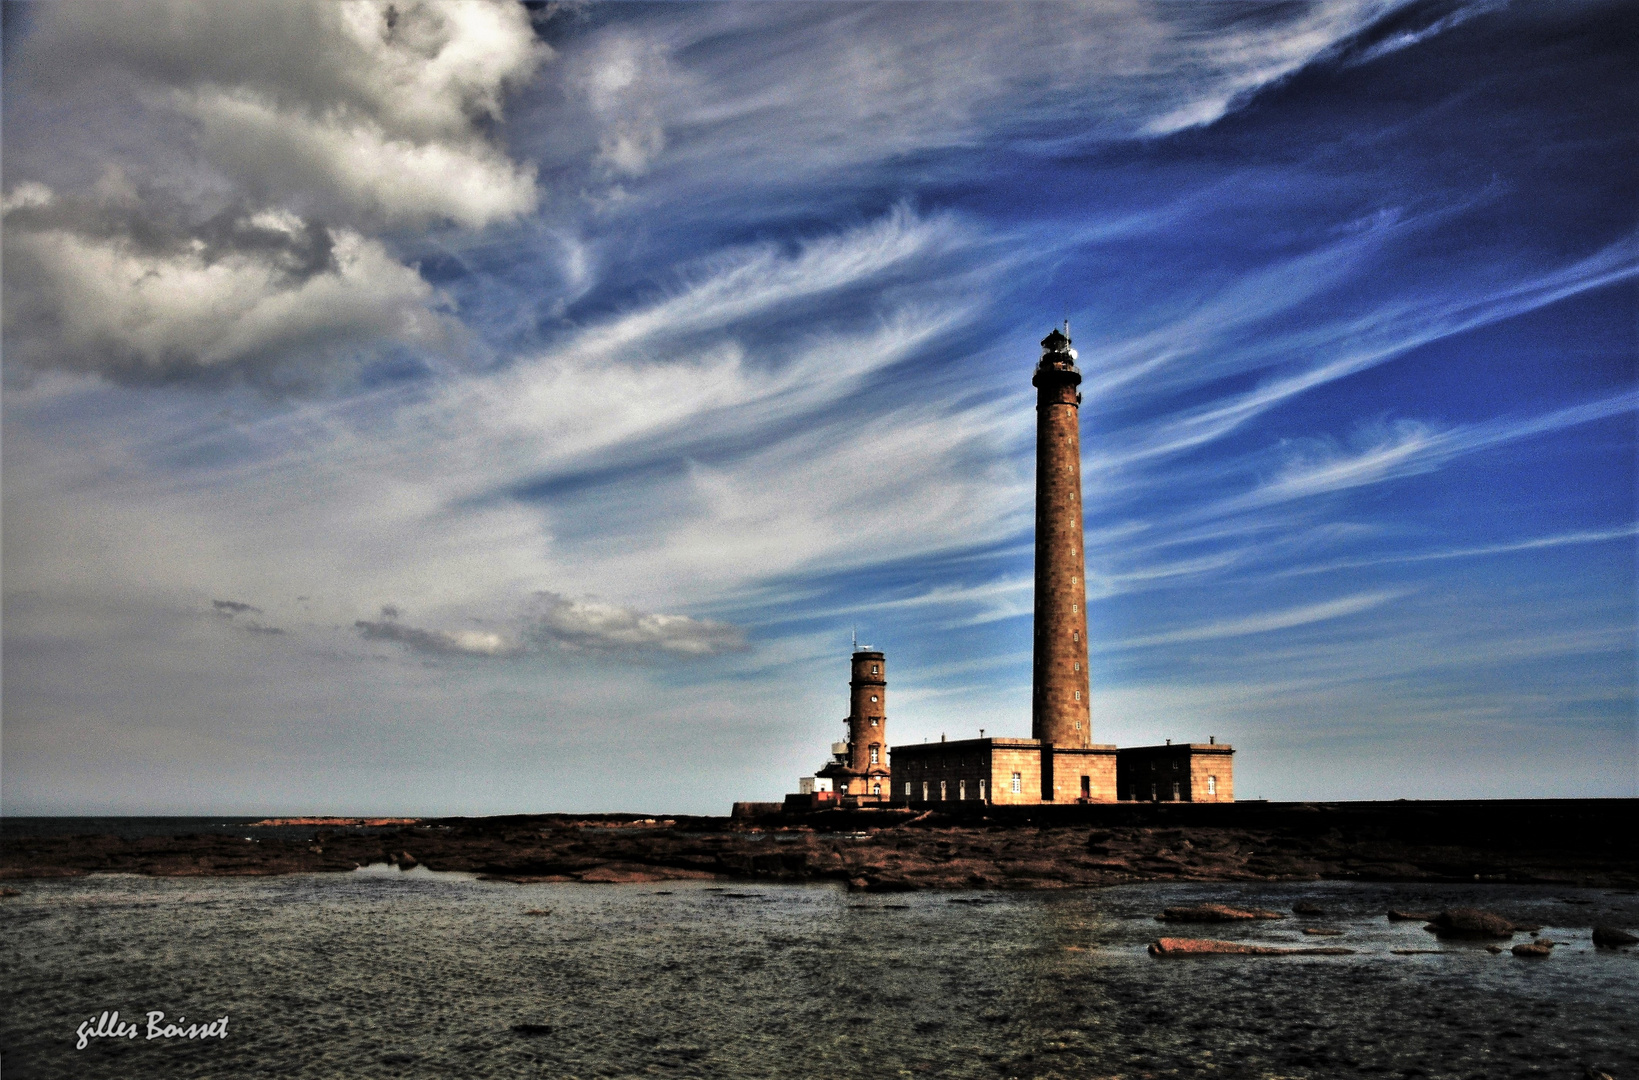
[0,204,1013,662]
[1086,233,1639,475]
[543,0,1421,201]
[1212,391,1639,516]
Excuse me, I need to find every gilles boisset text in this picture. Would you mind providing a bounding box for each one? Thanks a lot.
[76,1010,229,1049]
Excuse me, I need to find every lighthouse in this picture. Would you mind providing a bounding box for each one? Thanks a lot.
[783,325,1232,817]
[1031,325,1093,750]
[813,647,891,804]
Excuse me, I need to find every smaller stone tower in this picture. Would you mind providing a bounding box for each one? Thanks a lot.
[847,649,888,795]
[818,648,891,802]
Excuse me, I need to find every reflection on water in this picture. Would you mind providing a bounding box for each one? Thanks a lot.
[2,874,1634,1078]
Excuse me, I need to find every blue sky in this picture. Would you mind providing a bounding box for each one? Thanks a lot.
[2,0,1633,815]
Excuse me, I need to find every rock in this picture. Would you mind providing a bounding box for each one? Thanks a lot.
[1157,904,1285,922]
[1511,942,1553,957]
[522,909,550,916]
[511,1023,553,1035]
[1486,945,1504,954]
[1150,938,1286,956]
[577,863,716,884]
[1591,925,1638,948]
[1292,901,1325,915]
[1302,928,1344,936]
[1425,908,1517,939]
[1149,937,1352,957]
[1585,1067,1617,1080]
[0,888,21,898]
[1392,949,1445,955]
[396,851,417,869]
[1387,909,1434,921]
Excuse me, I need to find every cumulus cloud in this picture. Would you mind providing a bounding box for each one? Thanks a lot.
[3,0,544,386]
[353,597,745,660]
[527,592,747,657]
[15,0,543,228]
[4,188,446,385]
[354,607,524,658]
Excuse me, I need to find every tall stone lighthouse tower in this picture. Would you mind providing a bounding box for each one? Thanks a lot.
[1031,325,1093,751]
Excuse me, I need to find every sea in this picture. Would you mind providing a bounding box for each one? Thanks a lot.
[1,830,1635,1078]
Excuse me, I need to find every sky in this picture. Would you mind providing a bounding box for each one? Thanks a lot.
[1,0,1633,816]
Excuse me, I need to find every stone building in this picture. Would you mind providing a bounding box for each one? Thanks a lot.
[789,327,1234,809]
[890,737,1116,806]
[1116,741,1234,802]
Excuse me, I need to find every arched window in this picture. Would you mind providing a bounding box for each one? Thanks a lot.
[872,783,880,796]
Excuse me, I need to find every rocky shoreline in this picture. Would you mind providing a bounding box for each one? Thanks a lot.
[3,799,1634,890]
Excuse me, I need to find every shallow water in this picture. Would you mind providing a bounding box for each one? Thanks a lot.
[2,873,1634,1079]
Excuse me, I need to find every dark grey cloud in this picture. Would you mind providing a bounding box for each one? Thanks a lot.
[211,598,284,635]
